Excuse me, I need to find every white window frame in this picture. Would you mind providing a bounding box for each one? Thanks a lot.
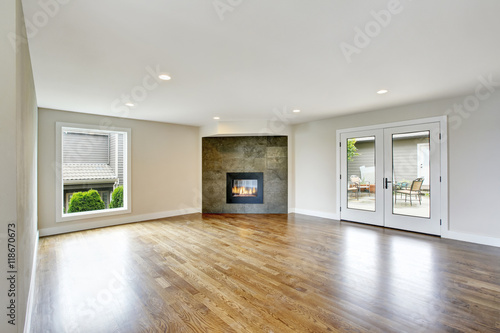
[56,122,132,223]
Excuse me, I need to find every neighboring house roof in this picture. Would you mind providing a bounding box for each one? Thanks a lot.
[63,164,118,185]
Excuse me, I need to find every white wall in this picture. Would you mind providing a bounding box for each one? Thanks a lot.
[0,3,18,333]
[293,92,500,245]
[200,120,291,137]
[38,109,201,235]
[0,1,39,332]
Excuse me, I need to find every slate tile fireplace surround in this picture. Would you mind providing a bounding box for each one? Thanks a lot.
[202,136,287,214]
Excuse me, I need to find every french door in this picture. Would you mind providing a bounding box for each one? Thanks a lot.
[340,129,384,226]
[340,121,442,235]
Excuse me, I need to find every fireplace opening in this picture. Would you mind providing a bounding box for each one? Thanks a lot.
[227,172,263,204]
[232,179,258,197]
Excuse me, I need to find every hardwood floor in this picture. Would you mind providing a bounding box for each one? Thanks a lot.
[31,214,500,332]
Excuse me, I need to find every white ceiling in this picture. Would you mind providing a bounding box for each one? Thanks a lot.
[22,0,500,127]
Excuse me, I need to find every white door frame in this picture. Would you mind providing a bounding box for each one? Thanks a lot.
[336,116,448,235]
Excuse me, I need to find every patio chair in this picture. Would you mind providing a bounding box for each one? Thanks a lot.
[394,178,424,205]
[350,175,370,197]
[394,181,409,198]
[398,181,409,190]
[348,175,360,200]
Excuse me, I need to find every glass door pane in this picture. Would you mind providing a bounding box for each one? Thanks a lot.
[347,136,376,212]
[391,131,430,218]
[340,129,384,227]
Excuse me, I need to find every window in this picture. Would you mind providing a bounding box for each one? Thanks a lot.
[56,123,131,222]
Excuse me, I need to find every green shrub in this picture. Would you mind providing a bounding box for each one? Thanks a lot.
[109,186,124,209]
[67,190,105,213]
[347,139,359,161]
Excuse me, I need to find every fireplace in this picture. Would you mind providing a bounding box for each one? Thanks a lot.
[226,172,264,204]
[202,136,287,213]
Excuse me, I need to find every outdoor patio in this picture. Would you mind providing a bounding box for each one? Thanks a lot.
[347,191,430,218]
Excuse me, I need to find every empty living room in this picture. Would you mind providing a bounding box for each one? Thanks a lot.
[2,0,500,332]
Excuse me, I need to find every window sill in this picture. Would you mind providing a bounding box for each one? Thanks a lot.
[56,207,131,223]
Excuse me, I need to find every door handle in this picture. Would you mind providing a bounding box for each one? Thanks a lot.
[384,178,392,189]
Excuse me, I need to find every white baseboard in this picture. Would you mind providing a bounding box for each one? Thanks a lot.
[39,207,499,248]
[39,208,201,237]
[442,230,500,248]
[24,231,39,333]
[292,208,339,220]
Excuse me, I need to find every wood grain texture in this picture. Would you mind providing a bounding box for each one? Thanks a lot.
[30,214,500,332]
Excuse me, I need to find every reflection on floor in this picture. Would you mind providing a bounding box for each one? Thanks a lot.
[348,192,430,218]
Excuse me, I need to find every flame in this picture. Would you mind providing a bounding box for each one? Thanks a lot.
[232,186,257,197]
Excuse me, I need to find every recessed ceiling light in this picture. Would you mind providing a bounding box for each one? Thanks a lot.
[293,109,301,113]
[159,74,171,81]
[377,89,389,95]
[125,102,135,107]
[213,116,220,120]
